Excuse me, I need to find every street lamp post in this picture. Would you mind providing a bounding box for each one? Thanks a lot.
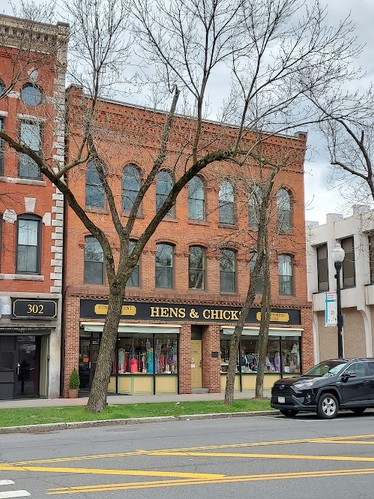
[331,243,345,359]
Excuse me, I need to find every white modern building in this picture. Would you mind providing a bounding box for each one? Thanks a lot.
[307,205,374,363]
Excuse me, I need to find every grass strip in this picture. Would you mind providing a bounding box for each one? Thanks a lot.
[0,399,271,428]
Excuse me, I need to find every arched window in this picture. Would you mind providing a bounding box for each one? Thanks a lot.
[277,188,292,233]
[219,181,235,225]
[84,236,104,284]
[248,184,262,228]
[85,160,105,209]
[155,243,174,288]
[20,83,43,106]
[278,254,293,295]
[122,164,141,214]
[16,215,41,274]
[128,240,140,287]
[188,176,205,221]
[220,248,236,293]
[189,246,206,290]
[156,171,174,217]
[18,121,42,179]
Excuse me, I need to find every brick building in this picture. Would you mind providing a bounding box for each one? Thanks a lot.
[63,85,312,397]
[0,15,68,399]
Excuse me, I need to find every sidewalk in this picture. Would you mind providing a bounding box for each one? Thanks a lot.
[0,390,271,409]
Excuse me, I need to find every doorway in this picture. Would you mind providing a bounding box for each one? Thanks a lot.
[79,332,100,392]
[0,335,40,399]
[190,339,202,389]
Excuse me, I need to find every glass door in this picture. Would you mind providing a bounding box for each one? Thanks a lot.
[15,336,40,398]
[0,336,16,399]
[79,332,100,392]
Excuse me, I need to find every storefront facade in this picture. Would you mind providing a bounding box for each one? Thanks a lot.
[73,298,306,395]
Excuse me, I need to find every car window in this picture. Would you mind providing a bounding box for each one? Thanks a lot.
[366,362,374,376]
[344,362,367,377]
[303,360,347,377]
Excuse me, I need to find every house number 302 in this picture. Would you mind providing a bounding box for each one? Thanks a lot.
[27,304,44,314]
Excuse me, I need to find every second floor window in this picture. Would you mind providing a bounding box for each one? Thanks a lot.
[189,246,206,290]
[220,248,236,293]
[219,181,235,225]
[278,254,293,296]
[317,244,329,292]
[188,176,205,221]
[156,171,174,217]
[84,236,104,284]
[127,240,140,287]
[19,121,42,179]
[16,215,41,274]
[123,165,141,214]
[86,160,105,209]
[341,236,355,287]
[369,234,374,284]
[0,117,4,176]
[277,188,292,233]
[155,243,174,288]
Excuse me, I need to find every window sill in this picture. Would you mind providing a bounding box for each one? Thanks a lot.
[0,176,45,186]
[188,219,209,226]
[0,273,44,281]
[218,223,237,229]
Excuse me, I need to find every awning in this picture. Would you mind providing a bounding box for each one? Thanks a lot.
[81,322,181,335]
[222,327,302,338]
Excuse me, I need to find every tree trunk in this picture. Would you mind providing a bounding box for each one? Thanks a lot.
[86,286,124,413]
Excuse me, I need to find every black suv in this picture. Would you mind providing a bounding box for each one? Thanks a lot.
[271,358,374,419]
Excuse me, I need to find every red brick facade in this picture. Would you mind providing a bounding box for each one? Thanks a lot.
[62,86,312,396]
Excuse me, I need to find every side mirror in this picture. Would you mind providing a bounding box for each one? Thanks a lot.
[341,371,356,381]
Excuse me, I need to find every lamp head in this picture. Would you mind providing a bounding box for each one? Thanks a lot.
[331,242,345,264]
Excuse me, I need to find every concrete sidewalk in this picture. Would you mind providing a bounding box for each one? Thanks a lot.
[0,390,271,409]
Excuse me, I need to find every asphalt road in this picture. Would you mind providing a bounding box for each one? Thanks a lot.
[1,410,374,498]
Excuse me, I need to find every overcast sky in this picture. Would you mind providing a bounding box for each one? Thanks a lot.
[2,0,373,225]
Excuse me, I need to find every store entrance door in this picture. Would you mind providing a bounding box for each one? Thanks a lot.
[79,333,100,392]
[190,339,202,389]
[0,335,40,399]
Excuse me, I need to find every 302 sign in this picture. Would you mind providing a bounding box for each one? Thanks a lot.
[11,299,58,319]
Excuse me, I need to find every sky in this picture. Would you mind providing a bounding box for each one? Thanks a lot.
[2,0,373,225]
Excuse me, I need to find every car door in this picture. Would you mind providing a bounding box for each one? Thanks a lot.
[365,361,374,405]
[339,361,370,405]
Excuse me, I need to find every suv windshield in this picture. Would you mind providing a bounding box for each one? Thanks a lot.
[302,360,347,377]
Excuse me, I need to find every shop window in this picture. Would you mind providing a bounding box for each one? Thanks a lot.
[219,181,235,225]
[0,116,4,176]
[249,252,264,295]
[84,236,104,284]
[278,254,293,296]
[18,121,42,179]
[127,240,140,287]
[369,234,374,284]
[248,184,262,228]
[220,248,236,293]
[116,334,178,375]
[277,188,292,233]
[341,236,355,287]
[156,170,174,217]
[281,338,300,374]
[189,245,206,290]
[122,164,141,214]
[317,243,329,292]
[188,176,205,221]
[155,243,174,288]
[86,160,105,209]
[16,215,41,274]
[20,83,43,106]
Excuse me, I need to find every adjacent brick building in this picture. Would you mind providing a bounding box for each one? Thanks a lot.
[63,85,312,397]
[0,15,68,399]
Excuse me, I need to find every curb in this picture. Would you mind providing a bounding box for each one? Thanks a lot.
[0,411,279,434]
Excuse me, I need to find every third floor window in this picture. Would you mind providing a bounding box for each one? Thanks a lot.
[86,160,105,209]
[188,176,205,221]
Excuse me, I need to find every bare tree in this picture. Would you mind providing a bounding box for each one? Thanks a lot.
[0,0,361,412]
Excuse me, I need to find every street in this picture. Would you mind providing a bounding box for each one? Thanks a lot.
[1,411,374,498]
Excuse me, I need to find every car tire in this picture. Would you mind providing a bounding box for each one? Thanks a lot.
[317,393,338,419]
[279,409,299,417]
[351,408,366,415]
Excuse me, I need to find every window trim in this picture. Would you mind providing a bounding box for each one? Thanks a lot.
[20,83,43,106]
[18,120,43,179]
[278,254,294,296]
[219,181,236,226]
[84,236,105,285]
[85,160,106,210]
[122,164,142,215]
[317,243,329,292]
[16,214,42,275]
[277,188,292,233]
[156,170,175,218]
[188,176,205,221]
[220,248,237,293]
[155,243,174,289]
[189,245,206,290]
[341,236,356,288]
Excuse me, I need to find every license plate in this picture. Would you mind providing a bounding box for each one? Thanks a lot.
[278,396,286,403]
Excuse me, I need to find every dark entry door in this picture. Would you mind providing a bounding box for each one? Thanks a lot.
[0,336,16,399]
[79,333,100,391]
[15,336,40,398]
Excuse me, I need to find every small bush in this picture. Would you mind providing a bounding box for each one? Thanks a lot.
[69,368,80,389]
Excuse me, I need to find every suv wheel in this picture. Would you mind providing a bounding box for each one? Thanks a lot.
[317,393,338,419]
[279,409,299,417]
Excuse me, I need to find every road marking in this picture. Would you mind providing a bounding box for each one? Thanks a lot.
[0,492,30,498]
[47,468,374,494]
